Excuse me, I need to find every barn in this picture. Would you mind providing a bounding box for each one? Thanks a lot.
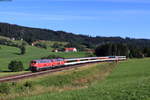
[65,48,77,52]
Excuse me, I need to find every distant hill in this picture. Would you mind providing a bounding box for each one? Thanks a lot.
[0,22,150,49]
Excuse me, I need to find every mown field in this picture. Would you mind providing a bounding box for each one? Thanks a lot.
[7,58,150,100]
[0,45,89,76]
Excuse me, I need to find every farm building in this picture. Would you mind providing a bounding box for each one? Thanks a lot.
[52,49,58,52]
[65,48,77,52]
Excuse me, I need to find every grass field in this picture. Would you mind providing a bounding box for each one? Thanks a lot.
[0,62,115,100]
[9,58,150,100]
[0,45,89,72]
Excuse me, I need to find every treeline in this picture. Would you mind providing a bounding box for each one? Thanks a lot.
[95,43,150,58]
[1,22,150,50]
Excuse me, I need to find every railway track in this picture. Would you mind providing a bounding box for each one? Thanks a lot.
[0,62,100,83]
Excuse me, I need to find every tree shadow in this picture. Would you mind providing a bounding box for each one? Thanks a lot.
[0,68,30,73]
[25,68,30,71]
[0,70,12,72]
[13,52,21,55]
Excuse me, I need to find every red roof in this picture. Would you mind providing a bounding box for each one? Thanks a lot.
[65,48,76,51]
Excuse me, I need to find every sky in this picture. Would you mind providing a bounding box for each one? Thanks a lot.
[0,0,150,39]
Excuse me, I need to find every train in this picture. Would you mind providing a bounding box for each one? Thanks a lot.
[29,56,126,72]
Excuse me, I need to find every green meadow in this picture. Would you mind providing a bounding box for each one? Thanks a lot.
[0,42,150,100]
[8,58,150,100]
[0,45,88,76]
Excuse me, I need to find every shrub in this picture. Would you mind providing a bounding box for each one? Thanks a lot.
[52,43,62,49]
[8,60,24,72]
[0,83,10,94]
[24,81,33,89]
[35,43,47,49]
[22,41,27,46]
[16,81,33,92]
[0,39,20,48]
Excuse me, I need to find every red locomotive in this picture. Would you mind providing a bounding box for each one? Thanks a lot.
[30,58,65,71]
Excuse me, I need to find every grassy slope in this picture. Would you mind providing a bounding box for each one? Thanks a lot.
[13,58,150,100]
[0,62,115,100]
[0,45,88,72]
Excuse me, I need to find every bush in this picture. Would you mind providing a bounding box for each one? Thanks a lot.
[22,41,27,46]
[16,81,33,92]
[8,60,24,72]
[52,43,63,49]
[35,43,47,49]
[0,39,20,48]
[24,81,33,89]
[0,83,10,94]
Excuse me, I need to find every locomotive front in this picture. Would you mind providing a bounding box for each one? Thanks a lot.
[29,60,39,72]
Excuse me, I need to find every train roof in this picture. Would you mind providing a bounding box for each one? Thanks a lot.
[65,57,100,61]
[32,58,64,62]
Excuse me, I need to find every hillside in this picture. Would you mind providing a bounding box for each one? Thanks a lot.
[1,58,150,100]
[0,22,150,48]
[0,45,88,73]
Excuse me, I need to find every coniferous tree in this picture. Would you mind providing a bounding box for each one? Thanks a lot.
[20,46,26,55]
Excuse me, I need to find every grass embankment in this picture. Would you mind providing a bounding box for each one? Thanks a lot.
[0,62,116,100]
[11,58,150,100]
[0,45,88,76]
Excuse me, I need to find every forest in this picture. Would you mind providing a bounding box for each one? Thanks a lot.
[0,22,150,58]
[95,43,150,58]
[0,22,150,47]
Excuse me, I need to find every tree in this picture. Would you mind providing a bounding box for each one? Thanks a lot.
[52,43,61,49]
[129,46,144,58]
[22,41,27,46]
[20,46,26,55]
[65,42,87,51]
[52,43,64,51]
[143,47,150,57]
[34,43,47,49]
[8,60,24,72]
[95,43,111,56]
[95,43,129,57]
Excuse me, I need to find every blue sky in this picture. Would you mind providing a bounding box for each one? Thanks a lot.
[0,0,150,38]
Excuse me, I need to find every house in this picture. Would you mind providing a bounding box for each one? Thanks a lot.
[52,49,58,52]
[65,48,77,52]
[11,37,15,40]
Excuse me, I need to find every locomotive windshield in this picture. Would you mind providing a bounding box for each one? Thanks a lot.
[31,61,36,64]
